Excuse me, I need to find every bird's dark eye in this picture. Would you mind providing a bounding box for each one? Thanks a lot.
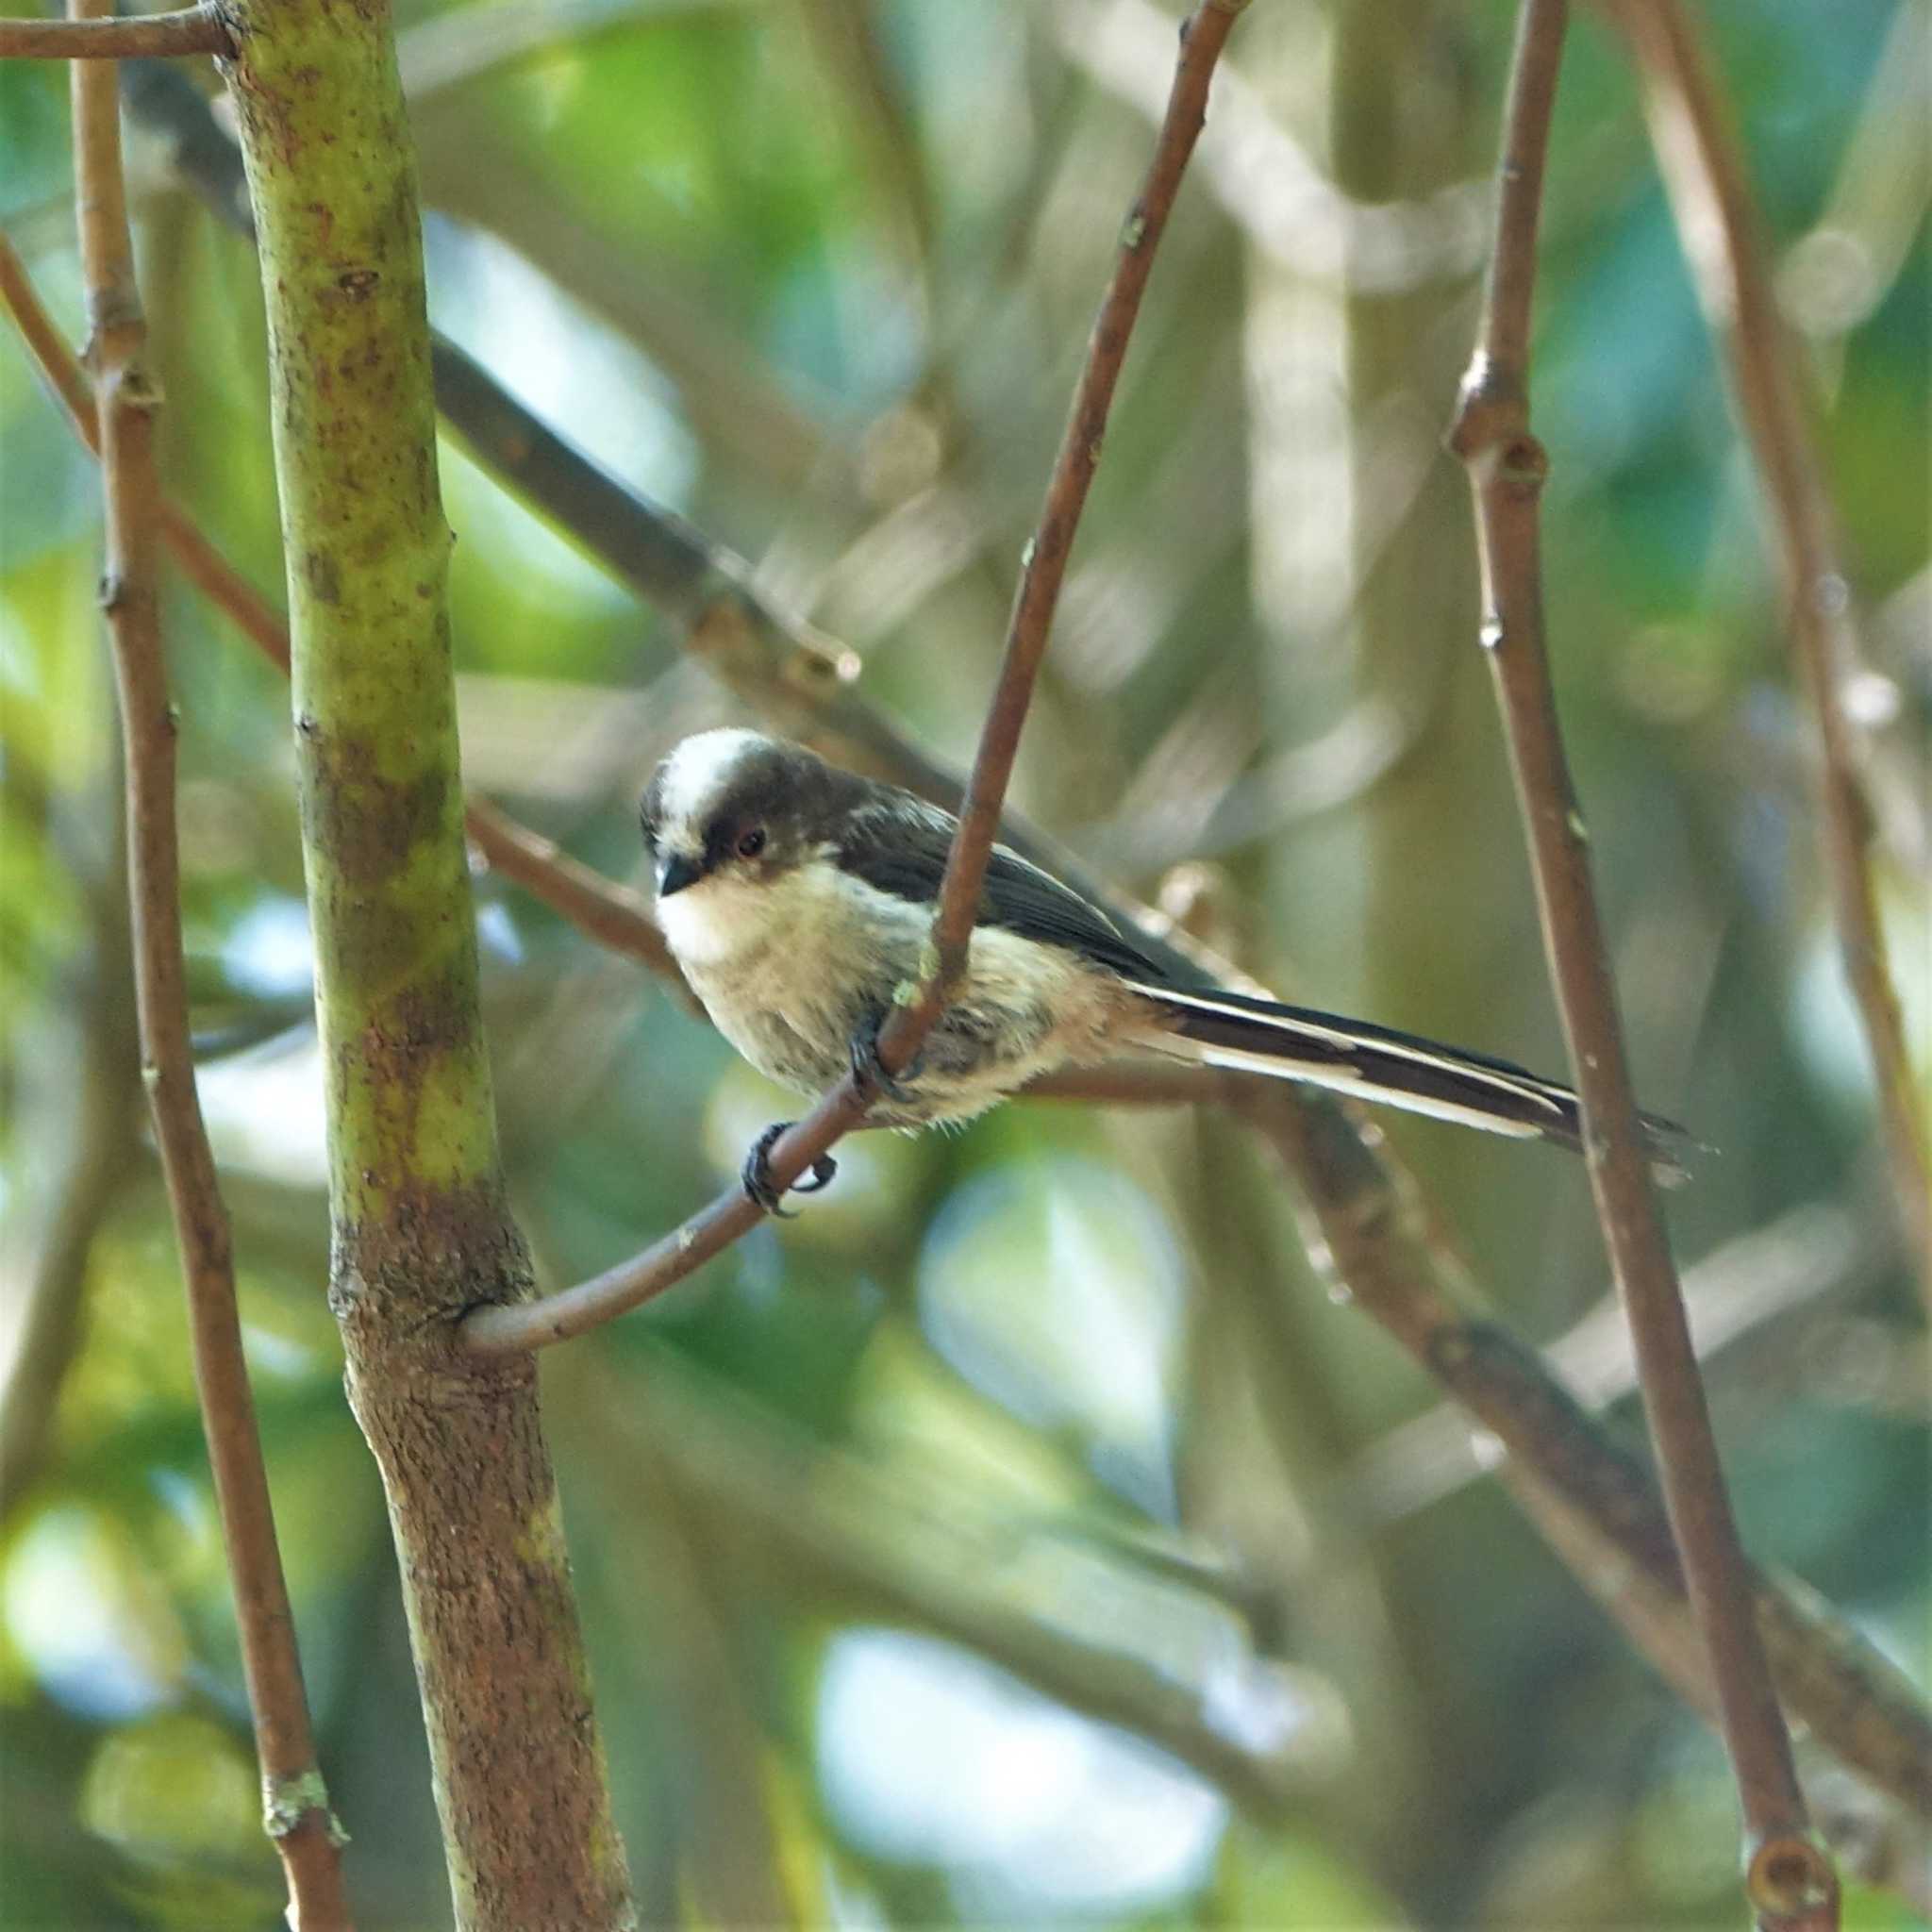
[735,826,767,859]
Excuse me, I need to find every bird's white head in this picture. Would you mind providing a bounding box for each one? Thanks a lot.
[640,729,850,966]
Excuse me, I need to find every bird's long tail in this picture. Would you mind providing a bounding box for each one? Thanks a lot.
[1126,983,1691,1177]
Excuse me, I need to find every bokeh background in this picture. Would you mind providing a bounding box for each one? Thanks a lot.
[2,1,1927,1926]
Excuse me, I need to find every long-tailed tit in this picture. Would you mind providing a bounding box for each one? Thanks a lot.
[641,728,1683,1210]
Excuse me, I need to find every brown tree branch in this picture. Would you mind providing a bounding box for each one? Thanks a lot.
[65,17,351,1927]
[0,5,228,58]
[1447,5,1833,1926]
[459,0,1254,1357]
[1237,1083,1932,1828]
[1606,0,1930,1302]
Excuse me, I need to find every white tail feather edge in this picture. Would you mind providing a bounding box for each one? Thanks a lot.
[1122,981,1576,1139]
[1144,1031,1549,1139]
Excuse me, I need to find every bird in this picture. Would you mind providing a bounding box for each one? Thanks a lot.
[641,727,1686,1211]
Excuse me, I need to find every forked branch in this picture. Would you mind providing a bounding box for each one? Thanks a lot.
[458,0,1254,1357]
[1448,3,1833,1926]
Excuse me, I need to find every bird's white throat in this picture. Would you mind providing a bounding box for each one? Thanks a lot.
[657,855,855,970]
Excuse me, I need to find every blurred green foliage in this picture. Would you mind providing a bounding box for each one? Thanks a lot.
[2,2,1926,1927]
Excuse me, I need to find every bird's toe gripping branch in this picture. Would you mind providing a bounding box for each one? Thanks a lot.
[848,1008,917,1109]
[741,1122,838,1218]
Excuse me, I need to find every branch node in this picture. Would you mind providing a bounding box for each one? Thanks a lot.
[125,370,164,414]
[1499,432,1549,489]
[1447,353,1524,458]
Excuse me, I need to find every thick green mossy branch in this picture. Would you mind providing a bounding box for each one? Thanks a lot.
[219,3,635,1925]
[225,0,491,1226]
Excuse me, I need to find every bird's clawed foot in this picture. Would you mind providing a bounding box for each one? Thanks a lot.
[850,1010,915,1106]
[741,1122,838,1218]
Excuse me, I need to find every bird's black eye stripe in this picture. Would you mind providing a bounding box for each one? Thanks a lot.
[735,826,767,859]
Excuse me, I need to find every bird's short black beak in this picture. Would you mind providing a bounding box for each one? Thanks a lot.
[657,852,703,899]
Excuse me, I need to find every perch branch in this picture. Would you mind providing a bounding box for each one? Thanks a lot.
[459,0,1253,1357]
[1447,5,1832,1925]
[66,17,350,1926]
[0,5,228,58]
[1607,0,1929,1298]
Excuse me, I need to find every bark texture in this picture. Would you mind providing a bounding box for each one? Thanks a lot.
[218,0,634,1923]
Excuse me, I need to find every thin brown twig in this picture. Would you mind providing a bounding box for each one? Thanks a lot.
[1606,0,1930,1303]
[66,25,352,1927]
[0,5,229,58]
[458,0,1254,1357]
[1447,5,1834,1927]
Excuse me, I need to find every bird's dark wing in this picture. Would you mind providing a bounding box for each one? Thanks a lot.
[835,796,1168,981]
